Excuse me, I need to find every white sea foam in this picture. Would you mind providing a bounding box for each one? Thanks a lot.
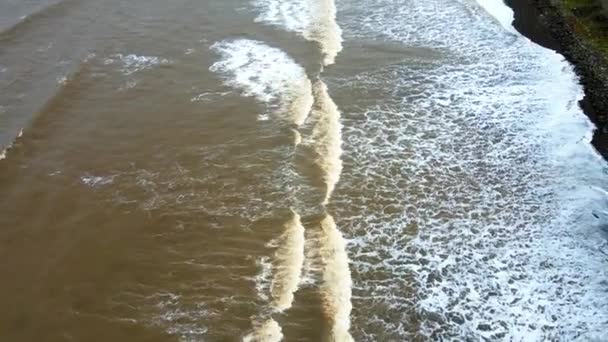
[210,39,313,126]
[309,80,343,205]
[254,256,273,302]
[332,0,608,340]
[251,0,343,65]
[190,91,231,103]
[154,293,210,342]
[81,175,115,187]
[473,0,517,33]
[105,53,170,75]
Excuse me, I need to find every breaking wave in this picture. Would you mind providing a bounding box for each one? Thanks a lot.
[210,39,313,125]
[318,214,354,342]
[269,210,306,311]
[251,0,343,66]
[243,319,284,342]
[309,80,343,205]
[245,212,306,341]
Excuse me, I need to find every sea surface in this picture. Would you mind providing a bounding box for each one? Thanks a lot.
[1,0,607,341]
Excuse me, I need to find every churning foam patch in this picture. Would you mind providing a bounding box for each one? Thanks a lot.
[251,0,343,65]
[333,0,608,340]
[210,39,313,126]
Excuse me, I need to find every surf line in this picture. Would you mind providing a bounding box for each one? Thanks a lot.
[306,80,353,342]
[305,2,352,336]
[309,80,343,205]
[247,79,353,342]
[243,0,352,339]
[318,213,353,342]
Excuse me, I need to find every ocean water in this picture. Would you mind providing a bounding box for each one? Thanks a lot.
[0,0,606,341]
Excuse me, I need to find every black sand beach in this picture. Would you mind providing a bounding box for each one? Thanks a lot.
[506,0,608,158]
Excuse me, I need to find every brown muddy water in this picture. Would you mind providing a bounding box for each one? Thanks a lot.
[1,0,607,341]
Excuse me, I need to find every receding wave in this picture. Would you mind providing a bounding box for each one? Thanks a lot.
[309,80,343,205]
[318,214,353,342]
[269,210,305,311]
[251,0,343,66]
[210,39,313,125]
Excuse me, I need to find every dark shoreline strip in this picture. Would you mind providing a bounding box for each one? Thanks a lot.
[505,0,608,159]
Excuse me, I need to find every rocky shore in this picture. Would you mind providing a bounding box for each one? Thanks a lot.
[505,0,608,158]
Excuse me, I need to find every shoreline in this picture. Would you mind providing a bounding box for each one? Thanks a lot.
[505,0,608,159]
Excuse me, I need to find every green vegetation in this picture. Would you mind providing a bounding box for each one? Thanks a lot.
[561,0,608,53]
